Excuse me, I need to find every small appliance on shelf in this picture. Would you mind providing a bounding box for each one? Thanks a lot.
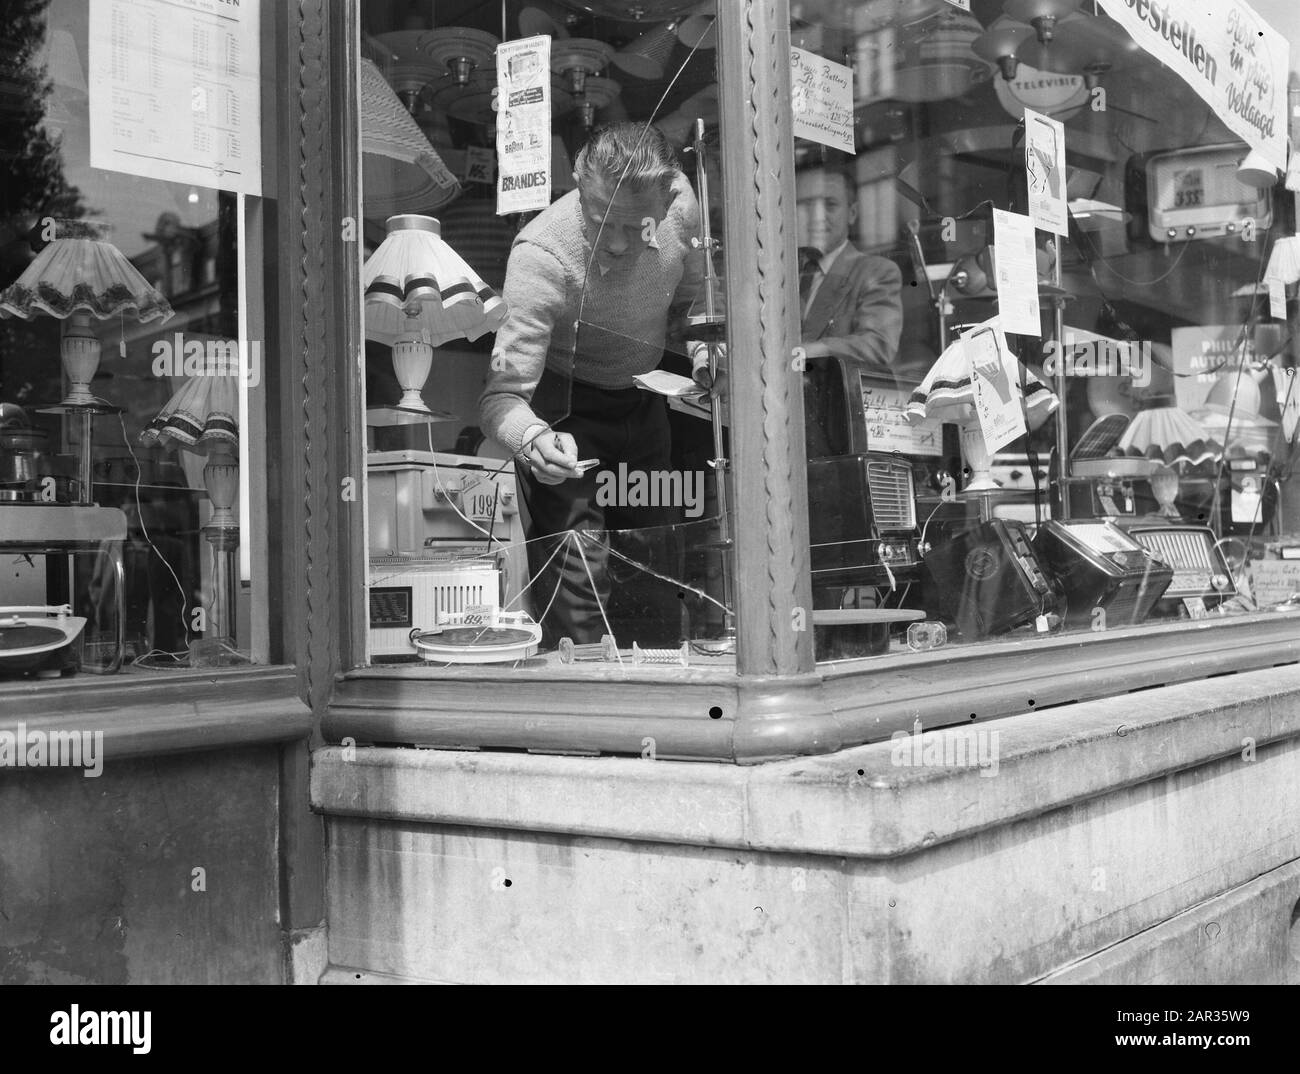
[0,605,86,678]
[410,608,542,665]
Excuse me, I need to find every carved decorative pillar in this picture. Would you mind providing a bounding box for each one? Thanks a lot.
[274,0,367,712]
[716,0,815,677]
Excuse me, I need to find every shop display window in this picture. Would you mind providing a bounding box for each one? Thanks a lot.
[0,0,278,684]
[347,0,1300,697]
[356,1,738,675]
[789,0,1300,661]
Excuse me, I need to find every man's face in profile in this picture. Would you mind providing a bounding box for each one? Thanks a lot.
[796,169,856,257]
[578,174,670,275]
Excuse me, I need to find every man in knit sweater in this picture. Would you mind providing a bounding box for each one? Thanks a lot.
[480,123,705,647]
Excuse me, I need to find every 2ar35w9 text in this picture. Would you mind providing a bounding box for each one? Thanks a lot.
[1116,1010,1251,1024]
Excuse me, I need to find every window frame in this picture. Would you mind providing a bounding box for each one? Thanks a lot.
[0,0,313,722]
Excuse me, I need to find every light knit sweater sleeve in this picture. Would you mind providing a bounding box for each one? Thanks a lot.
[667,180,705,336]
[478,242,570,455]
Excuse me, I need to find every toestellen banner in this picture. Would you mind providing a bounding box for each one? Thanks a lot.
[1096,0,1288,171]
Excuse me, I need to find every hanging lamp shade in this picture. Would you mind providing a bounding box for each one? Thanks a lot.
[893,10,994,103]
[519,6,571,39]
[1004,0,1082,44]
[363,215,507,347]
[1115,402,1221,466]
[972,16,1036,81]
[359,58,460,214]
[612,22,680,79]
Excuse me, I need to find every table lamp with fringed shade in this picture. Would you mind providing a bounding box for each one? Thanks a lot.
[905,319,1058,491]
[141,357,244,665]
[0,219,173,507]
[1115,397,1221,519]
[0,220,173,406]
[363,214,507,425]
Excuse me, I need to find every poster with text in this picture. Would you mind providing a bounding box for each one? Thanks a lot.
[496,36,551,215]
[89,0,263,196]
[1097,0,1289,171]
[790,47,855,154]
[992,208,1042,337]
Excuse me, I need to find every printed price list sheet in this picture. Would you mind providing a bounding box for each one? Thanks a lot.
[90,0,262,196]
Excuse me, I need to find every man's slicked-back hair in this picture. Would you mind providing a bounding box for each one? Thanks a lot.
[574,122,679,202]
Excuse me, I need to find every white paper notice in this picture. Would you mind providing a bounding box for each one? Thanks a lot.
[1268,277,1288,321]
[942,0,971,10]
[966,322,1026,455]
[496,36,552,215]
[860,381,941,456]
[790,47,855,154]
[89,0,262,197]
[992,208,1042,337]
[1024,107,1068,237]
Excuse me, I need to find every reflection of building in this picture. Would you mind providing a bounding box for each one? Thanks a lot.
[135,212,219,310]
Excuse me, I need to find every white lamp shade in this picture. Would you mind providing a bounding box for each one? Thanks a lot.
[1237,147,1278,189]
[905,321,1058,428]
[1115,406,1220,466]
[363,214,507,346]
[141,361,239,453]
[0,233,173,324]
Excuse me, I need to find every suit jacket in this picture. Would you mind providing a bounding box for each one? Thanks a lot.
[801,245,904,456]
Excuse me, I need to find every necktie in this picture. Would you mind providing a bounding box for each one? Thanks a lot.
[798,247,821,311]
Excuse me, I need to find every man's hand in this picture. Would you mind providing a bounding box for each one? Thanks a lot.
[520,424,581,485]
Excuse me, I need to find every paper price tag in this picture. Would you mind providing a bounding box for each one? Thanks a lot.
[1268,277,1287,321]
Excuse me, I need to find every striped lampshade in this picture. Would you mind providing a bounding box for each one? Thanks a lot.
[363,214,507,346]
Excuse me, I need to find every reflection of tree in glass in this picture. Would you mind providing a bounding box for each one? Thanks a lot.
[0,0,87,403]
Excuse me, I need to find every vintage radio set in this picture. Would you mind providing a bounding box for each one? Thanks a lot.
[366,450,527,658]
[1126,143,1273,245]
[807,452,922,588]
[922,518,1060,638]
[1120,523,1235,617]
[368,553,502,658]
[1032,519,1173,628]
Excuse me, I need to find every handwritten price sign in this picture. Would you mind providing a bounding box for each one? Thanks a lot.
[861,380,941,456]
[790,47,854,153]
